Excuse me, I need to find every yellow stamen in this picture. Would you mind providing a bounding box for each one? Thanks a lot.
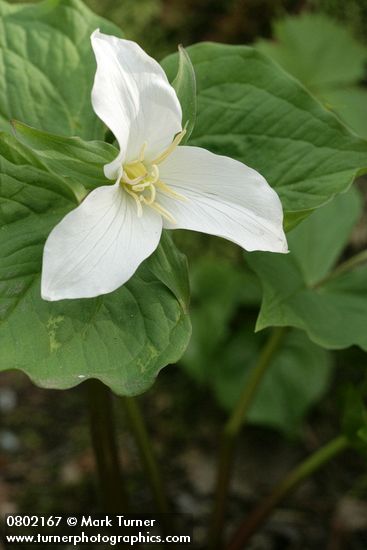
[149,202,177,224]
[151,129,186,165]
[146,183,156,205]
[124,185,143,217]
[135,184,156,206]
[156,179,187,202]
[149,164,160,184]
[138,141,147,162]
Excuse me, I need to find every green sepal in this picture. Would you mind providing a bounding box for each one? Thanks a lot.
[12,120,118,199]
[170,45,197,144]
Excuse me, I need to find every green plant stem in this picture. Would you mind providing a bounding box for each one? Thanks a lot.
[208,327,287,549]
[122,396,169,514]
[315,249,367,288]
[227,435,349,550]
[86,379,129,513]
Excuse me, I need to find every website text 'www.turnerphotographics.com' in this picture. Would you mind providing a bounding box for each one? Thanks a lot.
[3,514,193,546]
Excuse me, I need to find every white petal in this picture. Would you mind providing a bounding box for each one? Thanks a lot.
[41,183,162,301]
[91,30,182,178]
[158,146,288,253]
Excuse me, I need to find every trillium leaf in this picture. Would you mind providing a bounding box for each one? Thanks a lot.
[256,14,367,93]
[0,135,191,395]
[180,258,332,435]
[171,45,197,144]
[321,87,367,140]
[247,189,367,351]
[0,0,122,139]
[12,120,117,193]
[162,43,367,227]
[256,14,367,139]
[288,187,362,286]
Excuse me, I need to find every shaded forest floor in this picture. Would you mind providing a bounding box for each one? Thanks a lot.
[0,356,366,549]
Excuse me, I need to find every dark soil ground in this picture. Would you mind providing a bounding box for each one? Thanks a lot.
[0,350,366,549]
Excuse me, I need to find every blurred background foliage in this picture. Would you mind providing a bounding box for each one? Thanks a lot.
[9,0,367,55]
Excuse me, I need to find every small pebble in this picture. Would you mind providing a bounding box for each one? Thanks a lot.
[0,388,17,413]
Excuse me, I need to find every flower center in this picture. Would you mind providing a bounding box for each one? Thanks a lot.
[120,129,187,223]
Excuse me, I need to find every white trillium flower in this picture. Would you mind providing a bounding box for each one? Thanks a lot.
[41,30,288,301]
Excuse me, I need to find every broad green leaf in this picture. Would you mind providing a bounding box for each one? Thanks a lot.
[256,14,367,93]
[12,120,117,193]
[0,0,122,139]
[171,45,197,144]
[162,43,367,227]
[256,14,367,138]
[0,135,191,395]
[248,189,367,350]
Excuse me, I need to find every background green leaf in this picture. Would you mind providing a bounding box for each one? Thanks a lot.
[0,0,122,139]
[320,87,367,140]
[248,189,367,351]
[256,14,367,138]
[256,14,367,92]
[287,187,362,286]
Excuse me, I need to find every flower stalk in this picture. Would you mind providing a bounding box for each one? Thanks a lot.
[315,248,367,288]
[86,379,129,512]
[227,435,349,550]
[209,327,287,549]
[122,396,169,514]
